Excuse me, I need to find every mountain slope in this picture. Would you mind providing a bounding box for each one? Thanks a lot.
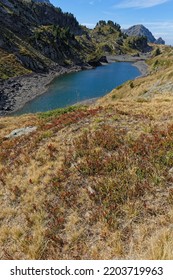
[0,1,151,81]
[124,24,165,45]
[0,0,89,76]
[1,45,173,259]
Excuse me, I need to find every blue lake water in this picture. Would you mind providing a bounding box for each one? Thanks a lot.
[15,62,140,115]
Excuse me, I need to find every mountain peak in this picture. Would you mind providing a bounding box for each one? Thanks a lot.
[124,24,165,45]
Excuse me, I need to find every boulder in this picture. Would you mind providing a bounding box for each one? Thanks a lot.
[5,126,37,139]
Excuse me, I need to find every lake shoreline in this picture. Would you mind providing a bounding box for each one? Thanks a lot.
[0,54,149,116]
[0,65,84,116]
[73,54,150,107]
[107,53,150,76]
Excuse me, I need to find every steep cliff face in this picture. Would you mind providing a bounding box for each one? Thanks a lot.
[124,24,165,45]
[0,0,87,77]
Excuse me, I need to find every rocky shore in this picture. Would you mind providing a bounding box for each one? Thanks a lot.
[0,54,149,116]
[107,53,150,76]
[0,65,83,116]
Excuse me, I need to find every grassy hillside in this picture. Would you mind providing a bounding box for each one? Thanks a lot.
[1,45,173,259]
[99,45,173,104]
[0,49,31,80]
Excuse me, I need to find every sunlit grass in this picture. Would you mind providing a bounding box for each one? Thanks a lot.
[1,45,173,259]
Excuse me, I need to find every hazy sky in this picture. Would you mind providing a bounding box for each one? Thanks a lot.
[50,0,173,45]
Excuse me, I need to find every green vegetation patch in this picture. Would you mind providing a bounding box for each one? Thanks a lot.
[38,105,88,119]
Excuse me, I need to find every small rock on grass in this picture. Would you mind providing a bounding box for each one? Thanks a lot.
[5,126,37,139]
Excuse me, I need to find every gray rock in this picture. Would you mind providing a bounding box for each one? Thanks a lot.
[5,126,37,139]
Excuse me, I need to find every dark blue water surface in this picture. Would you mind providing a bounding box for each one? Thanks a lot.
[15,62,140,115]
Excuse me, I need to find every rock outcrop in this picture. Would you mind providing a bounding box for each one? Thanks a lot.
[5,126,37,139]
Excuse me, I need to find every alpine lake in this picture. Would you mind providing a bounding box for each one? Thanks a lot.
[15,62,141,115]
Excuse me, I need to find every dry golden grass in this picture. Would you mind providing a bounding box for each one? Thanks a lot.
[1,46,173,259]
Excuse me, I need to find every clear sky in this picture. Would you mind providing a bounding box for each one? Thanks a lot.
[49,0,173,45]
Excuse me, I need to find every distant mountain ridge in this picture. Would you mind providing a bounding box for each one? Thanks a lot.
[123,24,165,45]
